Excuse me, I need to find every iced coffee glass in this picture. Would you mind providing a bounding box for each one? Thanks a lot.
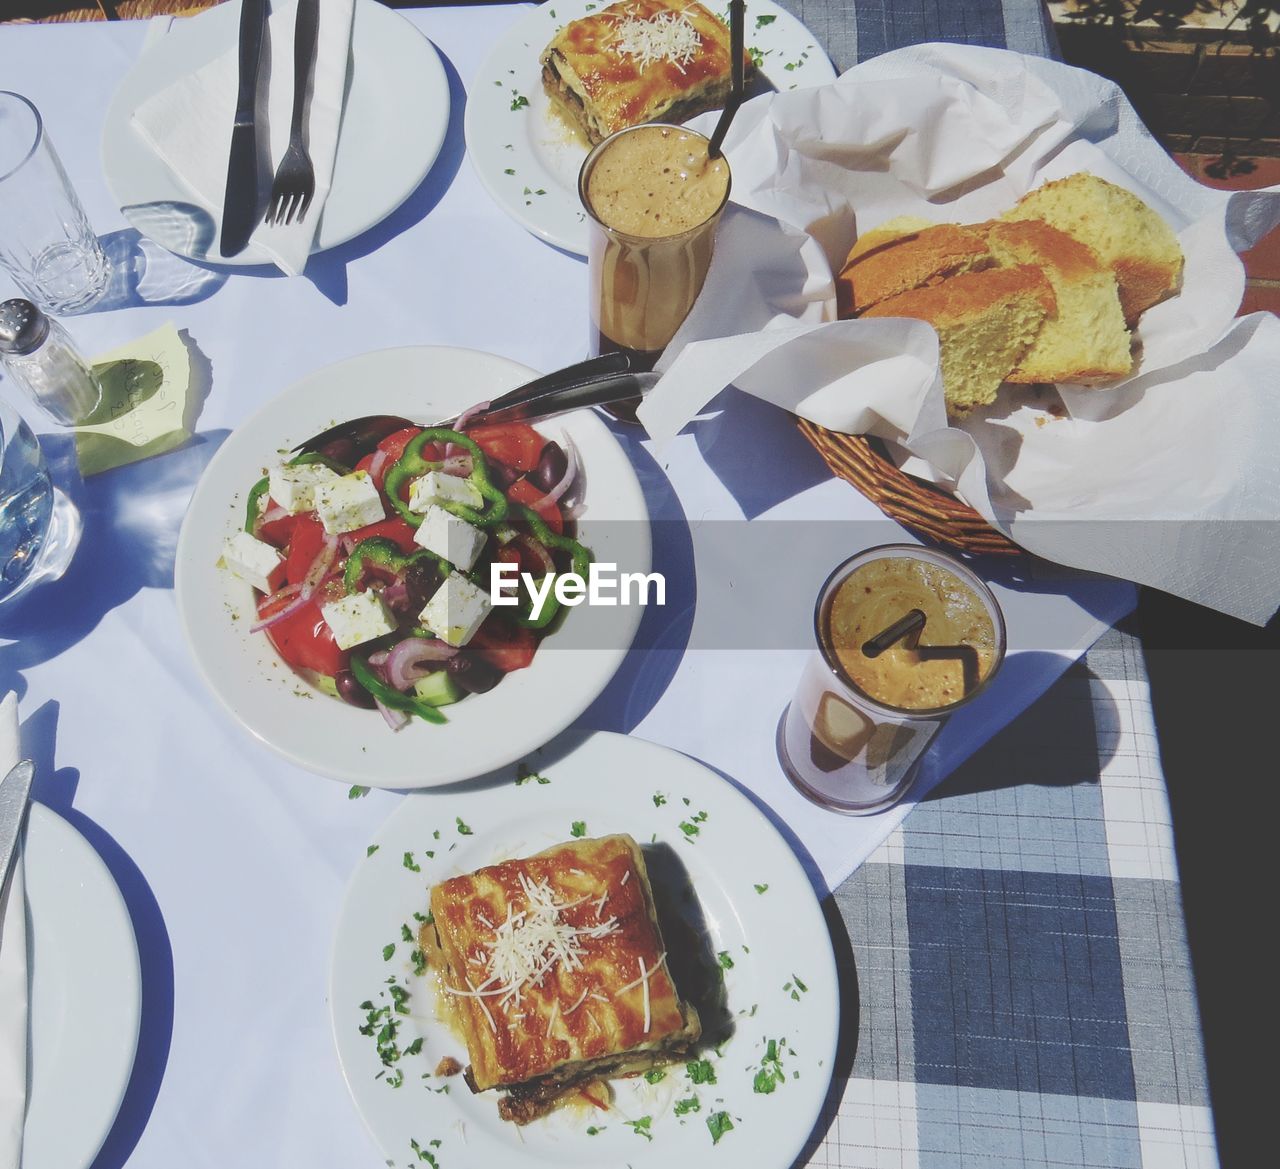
[779,544,1007,814]
[578,124,730,417]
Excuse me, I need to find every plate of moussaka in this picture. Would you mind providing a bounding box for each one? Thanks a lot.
[465,0,837,255]
[330,730,839,1168]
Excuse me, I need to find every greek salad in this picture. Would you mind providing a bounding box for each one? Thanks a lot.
[219,415,588,730]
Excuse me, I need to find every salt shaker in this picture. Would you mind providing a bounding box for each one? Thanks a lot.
[0,298,100,426]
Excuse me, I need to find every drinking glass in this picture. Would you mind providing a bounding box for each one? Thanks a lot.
[778,544,1007,814]
[0,91,109,314]
[579,124,730,418]
[0,396,53,602]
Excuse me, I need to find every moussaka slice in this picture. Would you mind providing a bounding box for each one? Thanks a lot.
[424,833,701,1123]
[540,0,746,145]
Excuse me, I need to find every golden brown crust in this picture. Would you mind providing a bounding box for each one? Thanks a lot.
[837,223,993,317]
[981,219,1104,282]
[862,264,1056,325]
[429,835,697,1094]
[540,0,746,145]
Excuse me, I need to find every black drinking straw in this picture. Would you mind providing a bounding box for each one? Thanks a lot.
[707,0,746,159]
[861,609,927,659]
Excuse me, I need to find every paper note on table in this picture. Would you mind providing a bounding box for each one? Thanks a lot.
[75,323,192,477]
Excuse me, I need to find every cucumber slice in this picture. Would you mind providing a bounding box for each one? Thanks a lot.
[412,670,466,708]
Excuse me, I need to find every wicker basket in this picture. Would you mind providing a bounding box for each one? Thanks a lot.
[797,418,1023,557]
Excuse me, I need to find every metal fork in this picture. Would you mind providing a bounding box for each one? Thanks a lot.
[265,0,320,227]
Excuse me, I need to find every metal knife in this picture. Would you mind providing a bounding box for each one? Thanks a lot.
[0,760,33,894]
[219,0,269,257]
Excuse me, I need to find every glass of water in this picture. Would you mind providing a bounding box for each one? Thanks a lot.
[0,91,109,314]
[0,396,53,602]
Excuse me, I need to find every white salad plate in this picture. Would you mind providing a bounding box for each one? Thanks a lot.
[101,0,450,265]
[175,346,651,789]
[20,803,142,1169]
[330,730,839,1169]
[465,0,837,255]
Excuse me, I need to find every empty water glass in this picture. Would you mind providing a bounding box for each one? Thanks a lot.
[0,91,109,314]
[0,396,53,602]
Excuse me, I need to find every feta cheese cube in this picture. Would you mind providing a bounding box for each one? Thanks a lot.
[408,470,483,514]
[419,572,492,648]
[321,591,397,650]
[268,462,340,514]
[313,471,385,535]
[221,530,284,594]
[413,505,488,572]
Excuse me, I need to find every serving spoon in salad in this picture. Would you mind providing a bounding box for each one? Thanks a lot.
[291,351,659,457]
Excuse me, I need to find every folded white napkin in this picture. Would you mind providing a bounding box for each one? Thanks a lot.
[0,693,27,1169]
[131,0,355,275]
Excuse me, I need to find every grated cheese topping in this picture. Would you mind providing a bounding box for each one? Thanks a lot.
[611,9,702,73]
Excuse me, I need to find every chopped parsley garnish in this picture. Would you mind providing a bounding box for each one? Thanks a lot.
[404,1037,424,1057]
[382,943,396,961]
[366,844,379,857]
[389,984,411,1015]
[679,821,700,838]
[386,1068,404,1088]
[756,13,776,27]
[686,1058,717,1085]
[653,792,667,807]
[455,817,473,836]
[624,1116,654,1141]
[785,973,809,1000]
[748,45,765,68]
[515,762,550,785]
[674,1095,701,1115]
[409,1137,439,1166]
[411,948,428,977]
[503,167,515,175]
[510,93,529,111]
[413,910,431,924]
[403,852,421,872]
[707,1111,735,1144]
[643,1068,666,1084]
[570,820,587,838]
[753,1038,788,1094]
[401,924,414,942]
[754,883,769,894]
[348,785,369,799]
[586,1125,605,1135]
[717,951,735,970]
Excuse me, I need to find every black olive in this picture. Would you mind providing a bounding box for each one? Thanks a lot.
[487,461,519,491]
[446,654,502,694]
[336,670,376,708]
[529,442,569,494]
[403,561,442,612]
[317,438,357,469]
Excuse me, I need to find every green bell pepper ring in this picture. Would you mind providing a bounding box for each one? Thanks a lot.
[383,429,508,529]
[245,476,270,534]
[343,537,448,595]
[508,505,593,629]
[349,653,448,725]
[287,450,351,475]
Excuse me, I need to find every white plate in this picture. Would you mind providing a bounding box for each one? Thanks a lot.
[330,730,838,1169]
[465,0,838,255]
[20,803,142,1169]
[174,346,651,788]
[101,0,450,265]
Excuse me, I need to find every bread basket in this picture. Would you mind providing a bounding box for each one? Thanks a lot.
[796,419,1022,557]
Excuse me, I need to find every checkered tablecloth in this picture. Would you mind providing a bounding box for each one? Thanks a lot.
[814,627,1216,1167]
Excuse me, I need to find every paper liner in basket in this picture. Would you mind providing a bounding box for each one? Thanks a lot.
[636,43,1280,626]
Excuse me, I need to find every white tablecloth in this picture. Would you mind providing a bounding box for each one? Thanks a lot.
[0,7,1134,1167]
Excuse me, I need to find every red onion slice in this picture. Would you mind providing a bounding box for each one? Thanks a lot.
[257,503,288,529]
[441,453,473,478]
[250,584,306,633]
[300,534,340,600]
[368,448,390,483]
[454,400,492,431]
[375,698,410,731]
[513,534,555,576]
[384,636,459,690]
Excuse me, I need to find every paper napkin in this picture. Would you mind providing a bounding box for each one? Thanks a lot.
[131,0,355,275]
[0,693,27,1169]
[638,43,1280,626]
[75,323,194,477]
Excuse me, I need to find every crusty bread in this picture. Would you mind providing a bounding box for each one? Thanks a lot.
[981,219,1132,384]
[836,221,992,317]
[863,266,1056,414]
[1000,173,1183,326]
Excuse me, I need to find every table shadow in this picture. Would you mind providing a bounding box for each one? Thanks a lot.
[0,429,229,683]
[18,700,174,1169]
[85,225,229,313]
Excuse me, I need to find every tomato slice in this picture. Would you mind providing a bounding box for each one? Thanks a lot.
[506,478,564,535]
[348,515,419,554]
[467,423,546,473]
[283,514,330,585]
[256,504,299,549]
[470,615,538,673]
[256,593,349,678]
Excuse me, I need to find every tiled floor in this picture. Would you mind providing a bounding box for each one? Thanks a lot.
[1172,152,1280,317]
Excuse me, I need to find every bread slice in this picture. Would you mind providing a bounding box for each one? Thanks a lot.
[982,219,1133,384]
[836,221,993,317]
[1000,173,1183,326]
[863,265,1056,415]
